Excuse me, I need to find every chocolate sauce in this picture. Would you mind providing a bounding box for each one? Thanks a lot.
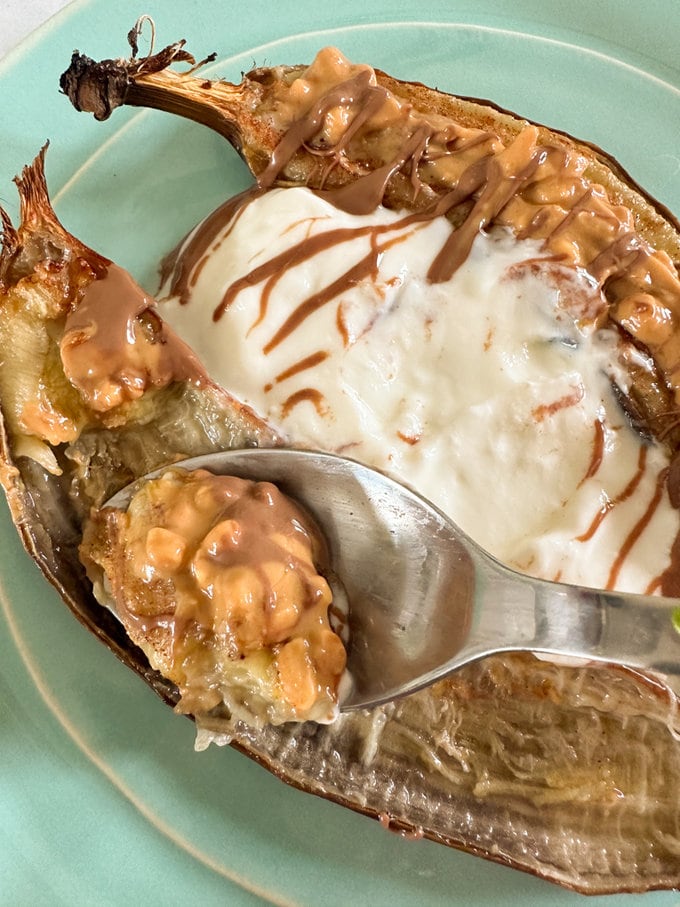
[162,187,265,306]
[266,351,330,391]
[212,214,421,341]
[427,133,542,283]
[606,465,668,589]
[531,387,584,422]
[576,446,648,543]
[101,466,347,720]
[667,450,680,508]
[656,528,680,597]
[117,470,330,647]
[336,303,350,346]
[318,124,434,216]
[264,245,381,354]
[281,387,327,418]
[579,419,606,487]
[163,49,680,404]
[172,90,680,377]
[158,52,680,589]
[589,233,645,284]
[213,223,376,321]
[257,71,382,189]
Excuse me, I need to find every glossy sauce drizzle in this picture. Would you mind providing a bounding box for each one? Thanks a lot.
[576,446,648,544]
[159,47,680,594]
[61,262,207,412]
[163,47,680,399]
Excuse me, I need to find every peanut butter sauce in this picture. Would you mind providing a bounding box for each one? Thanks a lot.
[61,262,207,412]
[163,47,680,406]
[157,48,680,598]
[111,467,346,721]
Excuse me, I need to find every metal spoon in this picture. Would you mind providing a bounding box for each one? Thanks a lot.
[106,447,680,711]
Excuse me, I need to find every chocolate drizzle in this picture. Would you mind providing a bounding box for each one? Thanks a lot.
[576,446,648,544]
[427,132,542,283]
[156,47,680,590]
[250,55,680,393]
[213,221,376,322]
[281,388,328,418]
[257,71,384,190]
[164,77,680,379]
[318,124,435,216]
[579,418,606,487]
[264,243,380,354]
[161,187,265,306]
[97,467,345,720]
[606,465,668,589]
[264,351,330,394]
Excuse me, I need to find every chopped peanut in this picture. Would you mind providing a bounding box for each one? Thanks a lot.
[145,526,187,573]
[19,397,80,445]
[263,560,304,640]
[201,518,242,555]
[277,637,319,713]
[211,565,267,652]
[312,627,347,678]
[118,467,348,723]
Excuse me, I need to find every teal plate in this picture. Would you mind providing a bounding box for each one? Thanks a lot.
[1,1,680,904]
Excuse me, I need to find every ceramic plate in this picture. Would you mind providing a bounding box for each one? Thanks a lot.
[1,1,680,903]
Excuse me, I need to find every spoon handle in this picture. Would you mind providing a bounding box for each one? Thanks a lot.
[462,556,680,693]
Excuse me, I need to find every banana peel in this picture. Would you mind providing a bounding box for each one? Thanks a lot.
[1,32,680,893]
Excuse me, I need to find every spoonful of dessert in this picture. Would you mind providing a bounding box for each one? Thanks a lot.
[104,447,680,711]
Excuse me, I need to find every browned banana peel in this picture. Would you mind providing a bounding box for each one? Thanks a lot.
[1,32,680,894]
[0,146,278,693]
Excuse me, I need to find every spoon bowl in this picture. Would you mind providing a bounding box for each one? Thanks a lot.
[105,447,680,710]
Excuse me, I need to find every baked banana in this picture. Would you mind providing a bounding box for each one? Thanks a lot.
[1,31,680,893]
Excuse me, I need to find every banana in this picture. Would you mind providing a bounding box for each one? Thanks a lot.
[1,32,680,892]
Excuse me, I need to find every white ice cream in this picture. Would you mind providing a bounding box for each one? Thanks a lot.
[161,187,679,593]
